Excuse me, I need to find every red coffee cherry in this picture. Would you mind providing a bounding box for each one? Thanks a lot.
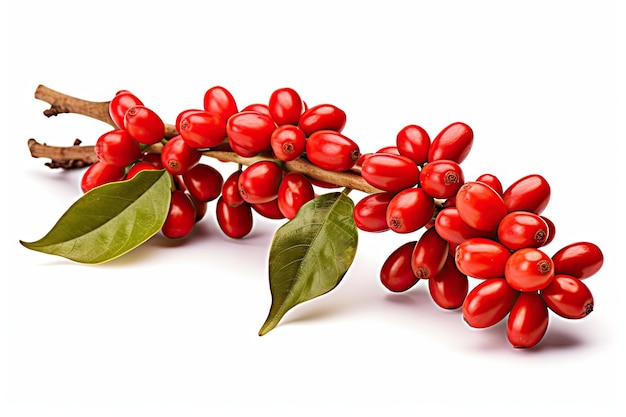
[268,87,303,126]
[305,130,360,172]
[298,103,347,136]
[502,174,551,214]
[161,190,196,239]
[178,110,227,149]
[123,105,165,145]
[419,159,465,199]
[475,173,503,195]
[181,163,224,202]
[396,124,430,166]
[270,124,307,161]
[386,188,435,234]
[504,248,554,292]
[251,198,286,220]
[189,193,208,222]
[497,211,550,251]
[541,274,594,319]
[160,135,202,175]
[427,122,473,163]
[109,90,143,129]
[227,111,276,155]
[353,192,394,232]
[222,170,245,207]
[455,237,511,279]
[428,255,469,310]
[551,241,603,279]
[216,197,253,239]
[507,292,549,349]
[434,207,491,245]
[125,161,159,180]
[462,278,519,328]
[80,161,126,193]
[380,241,420,292]
[541,216,557,245]
[455,181,507,233]
[237,161,283,205]
[277,172,315,220]
[360,153,420,193]
[203,86,238,122]
[241,103,272,117]
[138,150,164,169]
[94,129,141,167]
[411,228,449,279]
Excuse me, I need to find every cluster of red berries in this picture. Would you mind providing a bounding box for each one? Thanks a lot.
[351,123,603,348]
[86,86,362,240]
[82,84,603,348]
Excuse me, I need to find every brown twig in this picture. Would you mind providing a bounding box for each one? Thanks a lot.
[28,85,383,194]
[34,85,178,138]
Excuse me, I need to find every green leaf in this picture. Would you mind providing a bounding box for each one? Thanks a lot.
[259,190,358,335]
[20,169,172,264]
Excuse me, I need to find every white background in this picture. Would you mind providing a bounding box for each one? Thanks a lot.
[2,1,624,415]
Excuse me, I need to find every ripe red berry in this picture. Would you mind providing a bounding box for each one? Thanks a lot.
[455,181,507,233]
[227,111,276,155]
[277,172,315,219]
[268,87,303,126]
[506,292,549,348]
[80,161,126,193]
[305,130,360,172]
[181,163,224,202]
[222,171,245,207]
[396,124,430,166]
[475,173,503,195]
[428,255,468,309]
[123,105,165,145]
[160,135,202,175]
[203,86,238,122]
[270,124,307,161]
[504,248,554,292]
[551,241,604,279]
[386,188,435,234]
[428,122,473,163]
[455,237,511,279]
[298,104,347,136]
[411,228,449,279]
[251,198,286,220]
[94,129,141,167]
[541,274,594,319]
[216,197,253,239]
[353,192,394,232]
[109,90,143,129]
[360,153,420,193]
[502,174,551,214]
[434,207,491,245]
[241,103,272,117]
[237,161,283,205]
[125,161,159,180]
[380,241,420,292]
[497,211,550,251]
[462,278,519,328]
[419,159,465,199]
[178,110,227,149]
[161,190,196,239]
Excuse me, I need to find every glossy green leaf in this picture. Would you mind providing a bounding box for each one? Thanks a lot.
[20,169,172,264]
[259,190,358,335]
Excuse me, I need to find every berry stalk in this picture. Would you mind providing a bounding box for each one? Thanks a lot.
[28,85,382,194]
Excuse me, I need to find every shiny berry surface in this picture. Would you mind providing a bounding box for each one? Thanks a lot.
[360,153,420,193]
[305,130,360,172]
[380,241,419,292]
